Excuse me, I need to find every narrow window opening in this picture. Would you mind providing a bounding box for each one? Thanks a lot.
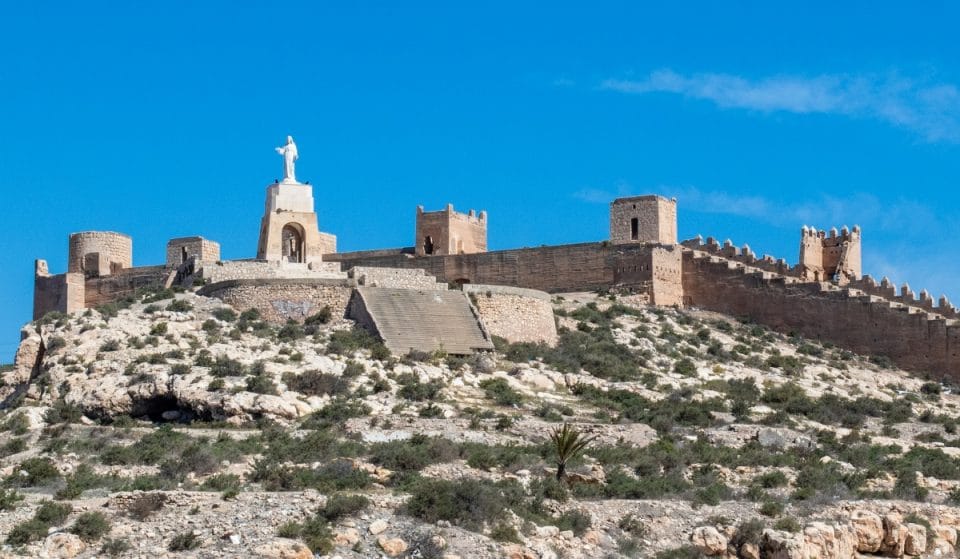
[630,218,639,240]
[423,236,434,255]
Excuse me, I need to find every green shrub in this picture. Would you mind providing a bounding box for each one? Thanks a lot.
[370,435,459,472]
[100,339,121,352]
[774,517,802,532]
[100,538,132,556]
[654,546,707,559]
[150,322,168,336]
[398,375,445,401]
[673,358,697,376]
[168,531,201,551]
[36,500,73,524]
[70,511,111,541]
[212,308,237,322]
[7,457,61,487]
[284,369,350,396]
[479,378,524,406]
[125,493,167,520]
[490,522,522,543]
[166,299,193,312]
[0,488,24,511]
[246,371,278,395]
[277,321,305,341]
[6,518,49,545]
[556,509,592,536]
[326,327,379,355]
[759,500,784,517]
[318,493,369,522]
[278,517,332,554]
[404,477,514,531]
[302,398,371,428]
[210,356,246,377]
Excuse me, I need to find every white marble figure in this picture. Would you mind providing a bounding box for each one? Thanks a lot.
[275,136,299,183]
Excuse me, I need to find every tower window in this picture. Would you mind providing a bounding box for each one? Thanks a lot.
[631,218,639,240]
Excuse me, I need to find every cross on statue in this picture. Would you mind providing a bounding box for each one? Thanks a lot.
[275,135,299,183]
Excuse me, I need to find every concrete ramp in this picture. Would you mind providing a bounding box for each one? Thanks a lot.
[351,287,494,355]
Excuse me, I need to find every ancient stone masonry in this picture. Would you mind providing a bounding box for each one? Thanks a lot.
[464,284,558,345]
[681,249,960,379]
[610,195,677,245]
[415,204,487,256]
[68,231,132,277]
[198,279,355,324]
[799,224,862,283]
[166,237,220,267]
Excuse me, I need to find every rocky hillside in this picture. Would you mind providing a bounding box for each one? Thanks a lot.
[1,286,960,558]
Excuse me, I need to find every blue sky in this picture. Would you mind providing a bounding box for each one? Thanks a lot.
[2,2,959,361]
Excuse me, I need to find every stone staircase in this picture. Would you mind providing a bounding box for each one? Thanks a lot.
[352,287,494,355]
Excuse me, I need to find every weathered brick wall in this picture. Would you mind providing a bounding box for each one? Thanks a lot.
[198,279,354,324]
[682,251,960,380]
[68,231,132,276]
[651,247,683,306]
[464,284,557,345]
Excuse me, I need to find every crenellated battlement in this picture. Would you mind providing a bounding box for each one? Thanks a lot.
[681,235,798,277]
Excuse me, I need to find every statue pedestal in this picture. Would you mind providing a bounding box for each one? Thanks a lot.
[264,182,315,213]
[257,182,324,266]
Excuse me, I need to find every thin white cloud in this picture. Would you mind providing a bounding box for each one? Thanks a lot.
[601,69,960,142]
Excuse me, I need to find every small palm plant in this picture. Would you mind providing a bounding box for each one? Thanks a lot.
[550,423,598,481]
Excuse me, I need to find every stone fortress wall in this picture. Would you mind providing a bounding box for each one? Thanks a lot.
[68,231,132,277]
[464,284,558,345]
[415,204,487,256]
[30,160,959,376]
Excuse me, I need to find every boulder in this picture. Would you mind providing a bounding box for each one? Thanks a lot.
[368,519,388,535]
[851,510,883,552]
[761,529,805,559]
[904,523,927,556]
[740,542,760,559]
[377,536,408,557]
[881,514,908,557]
[43,533,86,559]
[691,526,728,556]
[334,527,360,546]
[254,540,313,559]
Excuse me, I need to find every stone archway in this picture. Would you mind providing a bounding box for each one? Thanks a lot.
[282,224,305,263]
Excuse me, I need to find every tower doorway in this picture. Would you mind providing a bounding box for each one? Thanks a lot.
[282,224,305,263]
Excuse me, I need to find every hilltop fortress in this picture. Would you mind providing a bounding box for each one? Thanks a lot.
[31,137,960,378]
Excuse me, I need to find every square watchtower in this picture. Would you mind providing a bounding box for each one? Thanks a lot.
[610,195,677,245]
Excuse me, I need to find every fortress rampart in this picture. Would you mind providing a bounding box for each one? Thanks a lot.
[29,142,958,376]
[681,250,959,378]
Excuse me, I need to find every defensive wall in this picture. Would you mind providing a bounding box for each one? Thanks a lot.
[681,250,960,379]
[327,241,684,306]
[464,284,558,345]
[198,278,355,324]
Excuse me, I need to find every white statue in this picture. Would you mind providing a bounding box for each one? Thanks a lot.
[275,135,299,183]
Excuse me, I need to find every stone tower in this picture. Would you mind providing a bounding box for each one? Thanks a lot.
[610,195,678,245]
[799,225,862,284]
[415,204,488,256]
[256,181,325,266]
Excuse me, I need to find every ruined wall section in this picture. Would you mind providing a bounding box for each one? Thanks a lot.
[464,284,558,346]
[198,279,354,324]
[348,267,447,290]
[415,204,487,256]
[83,266,171,308]
[166,237,220,267]
[681,250,960,380]
[68,232,132,277]
[33,262,85,319]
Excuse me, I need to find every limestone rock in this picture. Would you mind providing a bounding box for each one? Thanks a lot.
[740,542,760,559]
[334,527,360,546]
[881,513,908,557]
[691,526,727,556]
[851,510,883,552]
[43,532,86,559]
[377,535,408,557]
[904,523,927,556]
[369,519,388,535]
[761,529,805,559]
[254,539,313,559]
